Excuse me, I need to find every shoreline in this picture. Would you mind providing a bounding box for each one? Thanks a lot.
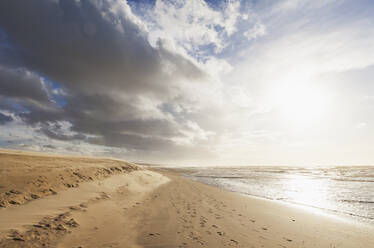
[186,175,374,227]
[175,166,374,228]
[0,151,373,247]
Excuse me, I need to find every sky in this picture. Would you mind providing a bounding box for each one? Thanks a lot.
[0,0,374,166]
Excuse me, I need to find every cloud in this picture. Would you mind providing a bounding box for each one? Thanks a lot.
[0,112,12,124]
[232,8,374,95]
[0,66,51,107]
[270,0,341,14]
[0,0,219,161]
[244,22,266,40]
[147,0,245,55]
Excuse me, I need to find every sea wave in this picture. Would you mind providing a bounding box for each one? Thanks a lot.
[175,166,374,224]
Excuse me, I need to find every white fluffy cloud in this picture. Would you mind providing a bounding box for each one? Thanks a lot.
[147,0,246,55]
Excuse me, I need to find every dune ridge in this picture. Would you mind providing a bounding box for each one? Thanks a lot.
[0,150,139,208]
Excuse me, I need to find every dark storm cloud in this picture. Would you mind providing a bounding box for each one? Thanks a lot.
[0,0,210,152]
[0,0,204,95]
[39,122,87,141]
[0,66,51,105]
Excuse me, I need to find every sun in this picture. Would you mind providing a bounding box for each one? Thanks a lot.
[270,81,331,128]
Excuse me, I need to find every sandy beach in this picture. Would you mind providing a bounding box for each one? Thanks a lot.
[0,150,373,248]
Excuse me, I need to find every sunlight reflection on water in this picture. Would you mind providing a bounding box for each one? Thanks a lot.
[282,175,330,207]
[180,166,374,224]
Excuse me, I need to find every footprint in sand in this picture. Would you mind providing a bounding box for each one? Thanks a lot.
[283,237,292,242]
[148,233,161,236]
[230,239,239,244]
[261,227,268,231]
[79,203,88,208]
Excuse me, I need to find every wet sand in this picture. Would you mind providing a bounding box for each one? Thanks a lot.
[0,150,373,247]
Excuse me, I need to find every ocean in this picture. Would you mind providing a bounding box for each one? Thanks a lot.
[167,166,374,224]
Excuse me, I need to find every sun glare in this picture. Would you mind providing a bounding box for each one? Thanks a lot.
[270,81,331,127]
[283,175,327,207]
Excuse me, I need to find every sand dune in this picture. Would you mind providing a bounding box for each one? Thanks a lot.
[0,150,373,247]
[0,149,138,209]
